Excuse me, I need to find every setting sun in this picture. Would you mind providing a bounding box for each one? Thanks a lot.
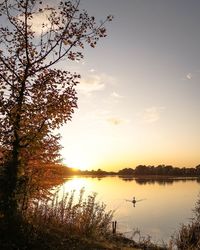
[65,153,90,171]
[63,145,102,171]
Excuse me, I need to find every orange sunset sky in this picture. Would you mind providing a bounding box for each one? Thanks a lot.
[53,0,200,171]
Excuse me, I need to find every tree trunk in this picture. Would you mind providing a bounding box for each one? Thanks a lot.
[0,129,23,218]
[4,78,27,215]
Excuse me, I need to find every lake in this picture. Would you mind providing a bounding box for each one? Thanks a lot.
[56,176,200,244]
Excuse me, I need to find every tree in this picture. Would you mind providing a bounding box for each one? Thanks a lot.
[0,0,112,215]
[118,168,135,175]
[196,165,200,175]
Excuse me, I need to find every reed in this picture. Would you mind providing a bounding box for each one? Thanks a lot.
[0,188,115,249]
[25,188,113,238]
[171,196,200,249]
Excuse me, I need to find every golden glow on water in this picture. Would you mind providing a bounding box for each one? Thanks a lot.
[58,176,200,242]
[62,177,93,191]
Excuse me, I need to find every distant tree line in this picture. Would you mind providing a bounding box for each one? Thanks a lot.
[79,168,116,176]
[118,164,200,177]
[50,164,200,178]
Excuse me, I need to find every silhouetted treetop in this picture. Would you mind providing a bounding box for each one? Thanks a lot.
[0,0,112,215]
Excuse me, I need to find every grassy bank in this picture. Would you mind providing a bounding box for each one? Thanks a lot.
[1,187,200,249]
[169,197,200,249]
[0,189,167,250]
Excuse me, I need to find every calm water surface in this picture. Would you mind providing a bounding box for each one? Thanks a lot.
[57,176,200,243]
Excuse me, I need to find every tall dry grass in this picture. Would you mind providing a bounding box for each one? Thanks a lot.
[25,188,113,238]
[171,195,200,249]
[0,188,115,249]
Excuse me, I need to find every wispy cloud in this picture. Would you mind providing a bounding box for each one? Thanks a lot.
[78,74,104,93]
[77,73,115,95]
[81,110,127,126]
[107,117,124,125]
[186,73,192,80]
[140,106,165,123]
[79,110,109,123]
[111,91,123,99]
[89,68,95,73]
[182,72,193,81]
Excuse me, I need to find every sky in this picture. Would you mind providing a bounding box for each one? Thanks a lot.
[58,0,200,171]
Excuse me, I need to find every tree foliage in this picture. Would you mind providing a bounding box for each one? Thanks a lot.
[0,0,112,211]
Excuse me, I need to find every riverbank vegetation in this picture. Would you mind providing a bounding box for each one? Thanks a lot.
[169,197,200,249]
[0,188,167,250]
[0,189,114,249]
